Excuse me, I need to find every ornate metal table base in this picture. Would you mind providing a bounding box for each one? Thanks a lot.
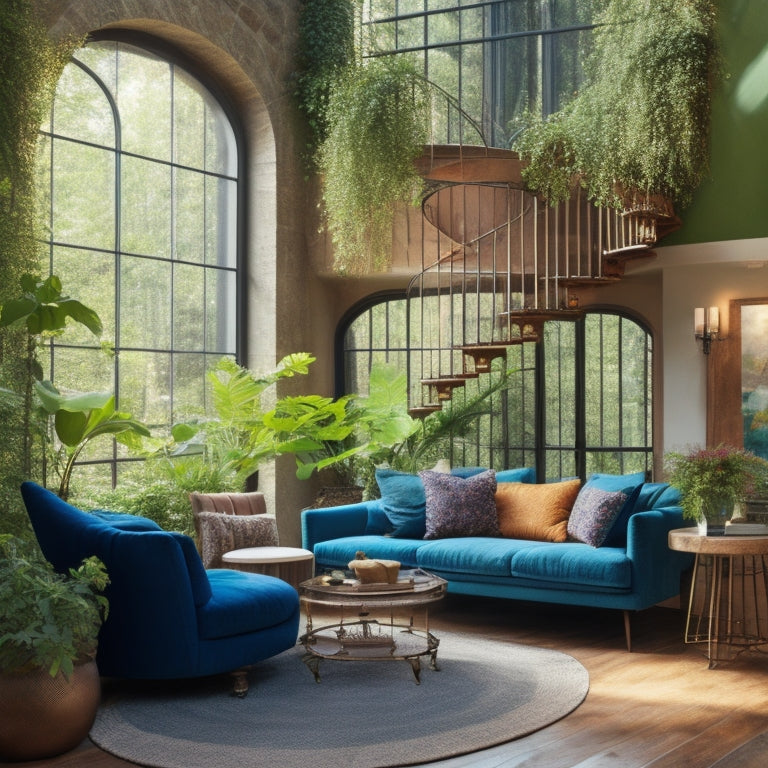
[300,618,440,683]
[298,570,446,683]
[686,552,768,668]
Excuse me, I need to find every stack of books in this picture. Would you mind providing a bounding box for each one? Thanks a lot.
[724,521,768,536]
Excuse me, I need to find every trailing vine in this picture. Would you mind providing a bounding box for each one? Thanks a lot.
[514,0,720,210]
[319,55,431,275]
[294,0,358,169]
[0,0,81,534]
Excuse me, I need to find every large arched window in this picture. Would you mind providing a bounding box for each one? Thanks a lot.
[339,296,653,480]
[38,35,241,486]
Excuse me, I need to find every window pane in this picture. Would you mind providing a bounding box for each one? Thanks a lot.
[175,167,205,264]
[52,246,116,343]
[53,63,115,145]
[206,177,237,268]
[173,353,208,421]
[118,351,172,435]
[120,258,172,349]
[52,140,115,250]
[117,50,172,160]
[205,268,236,354]
[52,347,113,394]
[173,262,204,351]
[121,155,171,258]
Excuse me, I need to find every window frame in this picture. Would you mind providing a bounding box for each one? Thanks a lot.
[39,30,247,486]
[337,294,654,480]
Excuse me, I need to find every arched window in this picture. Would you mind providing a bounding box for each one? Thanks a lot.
[339,296,653,479]
[38,35,241,486]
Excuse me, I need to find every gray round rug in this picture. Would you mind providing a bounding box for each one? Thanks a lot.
[90,632,589,768]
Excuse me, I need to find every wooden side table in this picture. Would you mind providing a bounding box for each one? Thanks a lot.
[221,546,315,590]
[668,528,768,667]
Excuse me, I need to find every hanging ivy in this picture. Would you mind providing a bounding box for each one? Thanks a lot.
[319,55,431,275]
[0,0,81,535]
[514,0,720,210]
[294,0,358,169]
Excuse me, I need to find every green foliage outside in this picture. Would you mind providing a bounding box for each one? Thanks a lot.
[0,1,82,535]
[0,534,109,678]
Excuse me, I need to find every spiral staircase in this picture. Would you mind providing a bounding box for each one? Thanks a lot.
[405,143,680,416]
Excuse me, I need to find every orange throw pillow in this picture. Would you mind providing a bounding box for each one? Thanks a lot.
[495,479,582,542]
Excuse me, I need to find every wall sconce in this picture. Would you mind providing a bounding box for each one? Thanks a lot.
[694,306,720,354]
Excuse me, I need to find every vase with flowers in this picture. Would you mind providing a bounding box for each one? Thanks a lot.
[664,445,768,535]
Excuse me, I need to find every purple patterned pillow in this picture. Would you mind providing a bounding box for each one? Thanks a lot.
[567,486,628,547]
[419,469,499,539]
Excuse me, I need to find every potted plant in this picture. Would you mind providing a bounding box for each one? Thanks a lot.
[664,445,768,534]
[513,0,719,228]
[0,534,109,760]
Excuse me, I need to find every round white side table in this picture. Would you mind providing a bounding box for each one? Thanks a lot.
[221,546,315,590]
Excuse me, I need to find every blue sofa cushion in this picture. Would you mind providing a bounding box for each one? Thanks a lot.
[510,543,632,589]
[90,510,163,530]
[635,482,680,512]
[420,469,499,539]
[314,535,423,569]
[496,467,537,483]
[375,469,426,538]
[416,537,541,577]
[199,570,300,640]
[584,473,645,547]
[450,466,536,484]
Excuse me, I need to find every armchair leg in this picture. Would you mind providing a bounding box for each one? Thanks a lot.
[623,610,632,652]
[230,667,251,697]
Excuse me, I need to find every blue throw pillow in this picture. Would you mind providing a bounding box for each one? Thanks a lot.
[420,469,499,539]
[496,467,536,484]
[451,466,536,484]
[584,472,645,547]
[375,468,426,538]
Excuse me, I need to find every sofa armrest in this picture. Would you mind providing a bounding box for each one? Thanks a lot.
[626,505,693,605]
[301,502,375,551]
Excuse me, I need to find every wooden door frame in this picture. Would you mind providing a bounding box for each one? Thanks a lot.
[708,297,768,447]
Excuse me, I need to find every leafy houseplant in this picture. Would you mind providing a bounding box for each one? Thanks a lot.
[319,55,432,274]
[513,0,719,215]
[0,535,109,678]
[664,445,768,531]
[0,274,151,503]
[0,534,109,760]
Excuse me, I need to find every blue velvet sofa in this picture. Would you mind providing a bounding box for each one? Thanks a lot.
[301,469,693,651]
[21,482,300,695]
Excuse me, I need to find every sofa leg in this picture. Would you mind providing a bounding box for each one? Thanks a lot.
[623,610,632,652]
[230,667,251,697]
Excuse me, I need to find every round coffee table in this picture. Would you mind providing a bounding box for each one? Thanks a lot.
[221,546,315,590]
[298,569,447,683]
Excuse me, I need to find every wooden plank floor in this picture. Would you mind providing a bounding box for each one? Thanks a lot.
[6,594,768,768]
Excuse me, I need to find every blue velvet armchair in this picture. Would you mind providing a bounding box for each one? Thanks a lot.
[20,482,300,695]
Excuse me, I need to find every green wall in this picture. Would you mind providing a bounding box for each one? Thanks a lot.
[666,0,768,246]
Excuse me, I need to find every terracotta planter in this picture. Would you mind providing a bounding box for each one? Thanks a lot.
[0,660,101,761]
